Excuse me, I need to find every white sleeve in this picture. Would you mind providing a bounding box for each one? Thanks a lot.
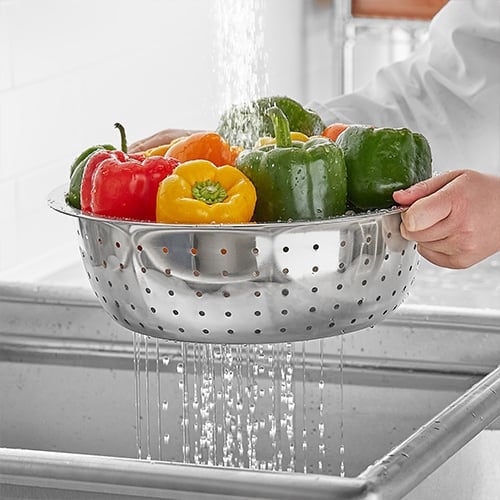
[309,0,500,174]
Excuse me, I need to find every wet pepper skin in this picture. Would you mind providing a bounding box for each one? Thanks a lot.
[217,95,326,149]
[156,160,256,224]
[236,107,347,223]
[66,144,115,209]
[336,125,432,210]
[79,124,179,222]
[164,131,242,166]
[81,150,179,222]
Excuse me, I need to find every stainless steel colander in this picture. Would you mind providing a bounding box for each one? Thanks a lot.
[49,185,419,344]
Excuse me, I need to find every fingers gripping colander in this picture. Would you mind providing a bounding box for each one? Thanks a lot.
[49,186,418,344]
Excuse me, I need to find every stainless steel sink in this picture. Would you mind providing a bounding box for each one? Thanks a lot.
[1,256,500,500]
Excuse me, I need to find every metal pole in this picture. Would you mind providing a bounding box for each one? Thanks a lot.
[358,365,500,500]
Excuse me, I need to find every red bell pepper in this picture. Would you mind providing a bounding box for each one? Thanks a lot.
[80,123,179,222]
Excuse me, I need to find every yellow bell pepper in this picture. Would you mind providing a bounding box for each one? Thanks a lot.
[156,160,257,224]
[254,131,310,148]
[141,137,185,158]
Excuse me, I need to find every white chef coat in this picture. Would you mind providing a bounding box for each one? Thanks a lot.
[309,0,500,175]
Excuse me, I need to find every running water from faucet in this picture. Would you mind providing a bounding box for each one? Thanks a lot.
[213,0,268,114]
[212,0,269,147]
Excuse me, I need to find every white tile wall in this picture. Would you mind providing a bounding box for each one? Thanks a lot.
[0,1,12,92]
[0,0,304,282]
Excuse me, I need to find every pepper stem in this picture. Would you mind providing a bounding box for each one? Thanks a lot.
[114,122,128,153]
[267,106,292,148]
[192,180,227,205]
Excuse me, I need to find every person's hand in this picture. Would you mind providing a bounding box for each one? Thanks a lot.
[128,128,201,153]
[392,170,500,269]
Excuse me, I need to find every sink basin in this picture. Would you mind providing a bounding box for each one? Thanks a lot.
[1,268,500,499]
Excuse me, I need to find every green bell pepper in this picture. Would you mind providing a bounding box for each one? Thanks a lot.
[66,144,115,209]
[217,95,326,149]
[236,106,347,223]
[336,125,432,210]
[69,144,115,177]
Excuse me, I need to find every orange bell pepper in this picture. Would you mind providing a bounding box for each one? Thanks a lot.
[156,160,256,224]
[322,123,350,142]
[164,132,242,166]
[141,137,186,158]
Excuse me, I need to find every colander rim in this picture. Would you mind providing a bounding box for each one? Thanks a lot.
[48,184,404,230]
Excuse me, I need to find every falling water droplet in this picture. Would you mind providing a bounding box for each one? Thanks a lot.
[340,444,345,477]
[318,421,325,439]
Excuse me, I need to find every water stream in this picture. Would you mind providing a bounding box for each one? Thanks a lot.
[213,0,268,111]
[133,334,346,476]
